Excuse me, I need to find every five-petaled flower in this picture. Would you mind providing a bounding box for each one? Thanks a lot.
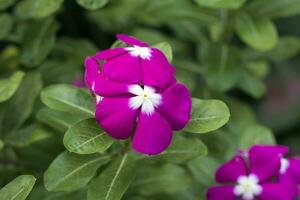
[84,34,191,155]
[207,145,300,200]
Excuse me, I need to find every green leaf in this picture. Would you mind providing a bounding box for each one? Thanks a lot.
[0,0,16,10]
[14,0,63,19]
[76,0,109,10]
[41,84,94,117]
[0,71,25,103]
[152,42,173,62]
[0,13,13,40]
[131,164,191,195]
[247,0,300,19]
[0,175,36,200]
[138,135,207,164]
[187,156,220,186]
[44,151,111,192]
[234,12,278,51]
[238,72,266,99]
[194,0,246,9]
[0,72,42,136]
[185,98,230,134]
[20,18,59,67]
[0,139,4,151]
[239,124,276,149]
[36,108,87,132]
[245,61,269,78]
[88,153,136,200]
[6,124,51,147]
[64,118,114,154]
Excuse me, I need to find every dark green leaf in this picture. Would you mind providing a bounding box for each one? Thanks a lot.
[0,71,25,103]
[194,0,246,9]
[41,84,94,117]
[44,151,111,191]
[0,175,36,200]
[0,0,16,10]
[88,153,136,200]
[64,118,114,154]
[185,98,230,134]
[234,12,278,51]
[76,0,109,10]
[0,13,13,40]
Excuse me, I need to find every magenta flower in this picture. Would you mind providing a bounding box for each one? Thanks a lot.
[92,34,176,90]
[207,145,296,200]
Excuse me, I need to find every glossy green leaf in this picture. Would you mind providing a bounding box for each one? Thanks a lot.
[0,71,25,103]
[139,135,207,163]
[194,0,246,9]
[64,118,114,154]
[247,0,300,18]
[0,0,16,10]
[0,13,13,40]
[239,124,276,149]
[152,42,173,62]
[88,153,136,200]
[36,108,87,132]
[41,84,94,117]
[0,175,36,200]
[44,151,111,191]
[76,0,109,10]
[20,18,59,67]
[235,12,278,51]
[15,0,63,19]
[185,98,230,134]
[131,164,191,195]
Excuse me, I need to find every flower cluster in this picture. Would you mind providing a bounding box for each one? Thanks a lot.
[207,145,300,200]
[84,34,191,155]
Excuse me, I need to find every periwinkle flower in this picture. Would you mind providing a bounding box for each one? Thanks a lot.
[207,145,298,200]
[84,34,191,155]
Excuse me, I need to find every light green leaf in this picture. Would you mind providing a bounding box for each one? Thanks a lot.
[194,0,246,9]
[41,84,94,117]
[238,72,266,99]
[185,98,230,134]
[234,12,278,51]
[44,151,111,191]
[64,118,114,154]
[76,0,109,10]
[245,61,269,78]
[6,124,51,147]
[0,175,36,200]
[0,13,13,40]
[152,42,173,62]
[20,18,59,67]
[239,124,276,149]
[247,0,300,19]
[131,164,191,195]
[0,71,25,103]
[138,135,207,164]
[15,0,63,19]
[36,108,87,133]
[88,153,136,200]
[0,0,16,10]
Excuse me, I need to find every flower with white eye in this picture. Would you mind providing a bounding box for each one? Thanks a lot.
[234,174,262,200]
[125,46,152,60]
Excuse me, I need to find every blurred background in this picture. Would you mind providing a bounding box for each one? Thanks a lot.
[0,0,300,199]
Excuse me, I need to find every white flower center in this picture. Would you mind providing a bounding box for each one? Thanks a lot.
[128,85,161,115]
[280,158,290,174]
[125,45,152,60]
[234,174,262,200]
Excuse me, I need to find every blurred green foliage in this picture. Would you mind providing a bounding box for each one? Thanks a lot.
[0,0,300,199]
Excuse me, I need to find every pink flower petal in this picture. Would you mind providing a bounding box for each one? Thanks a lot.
[102,53,142,84]
[94,73,129,97]
[279,173,299,199]
[207,186,236,200]
[116,34,148,47]
[158,83,191,130]
[260,183,294,200]
[216,156,247,183]
[249,145,288,182]
[95,97,138,139]
[132,112,172,155]
[151,48,176,73]
[95,48,126,60]
[84,56,99,93]
[288,157,300,182]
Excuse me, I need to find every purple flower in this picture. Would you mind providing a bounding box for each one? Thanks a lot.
[84,34,191,155]
[92,34,176,90]
[207,145,297,200]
